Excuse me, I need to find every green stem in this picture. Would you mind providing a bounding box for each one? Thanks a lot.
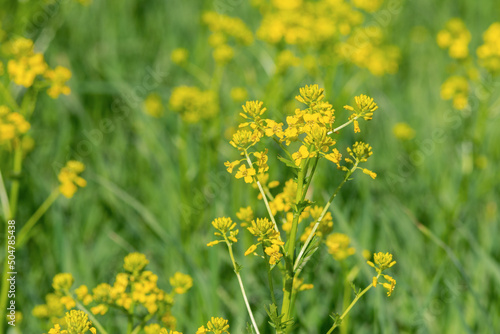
[244,150,281,236]
[0,169,11,220]
[9,142,23,217]
[280,160,307,321]
[0,82,19,111]
[326,279,376,334]
[300,155,319,202]
[294,163,357,271]
[225,237,261,334]
[17,188,60,248]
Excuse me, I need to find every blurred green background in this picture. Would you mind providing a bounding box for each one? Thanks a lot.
[1,0,500,332]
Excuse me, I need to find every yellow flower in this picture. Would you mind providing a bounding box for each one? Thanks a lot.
[436,18,471,59]
[392,122,416,140]
[169,86,218,123]
[367,252,396,272]
[64,310,96,334]
[213,44,234,65]
[230,87,248,102]
[325,233,355,261]
[52,273,74,292]
[0,106,30,142]
[8,53,47,87]
[171,48,189,65]
[292,145,310,166]
[265,244,283,265]
[477,22,500,73]
[440,76,469,110]
[229,130,261,150]
[236,206,254,225]
[169,272,193,294]
[234,164,256,183]
[143,93,164,118]
[210,217,239,244]
[58,161,86,198]
[362,168,377,179]
[45,66,72,99]
[123,252,149,273]
[324,148,342,165]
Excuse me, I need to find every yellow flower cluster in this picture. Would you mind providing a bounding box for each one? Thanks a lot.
[143,93,164,118]
[45,310,96,334]
[202,11,253,65]
[4,37,71,97]
[368,252,397,297]
[325,233,355,261]
[476,22,500,73]
[58,161,86,199]
[34,253,191,332]
[440,76,469,110]
[338,27,400,76]
[169,86,218,123]
[0,105,30,143]
[207,217,239,246]
[254,0,399,76]
[45,66,72,98]
[144,323,182,334]
[244,218,284,264]
[256,0,363,46]
[300,206,333,242]
[196,317,230,334]
[436,18,471,59]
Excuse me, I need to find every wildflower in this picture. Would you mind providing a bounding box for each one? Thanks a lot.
[169,272,193,294]
[143,93,164,118]
[325,233,355,261]
[393,122,416,140]
[58,161,86,198]
[171,48,189,65]
[169,86,218,123]
[367,252,396,272]
[347,141,373,163]
[230,87,248,102]
[253,149,269,173]
[234,165,256,183]
[440,75,469,110]
[0,106,31,142]
[477,22,500,73]
[276,49,300,73]
[437,18,471,59]
[362,168,377,179]
[292,145,310,166]
[224,160,241,173]
[265,244,283,265]
[64,310,97,334]
[295,84,324,106]
[52,273,74,292]
[213,44,234,65]
[123,252,149,273]
[239,100,267,129]
[8,53,47,87]
[236,206,253,226]
[209,217,238,245]
[324,148,342,165]
[229,130,261,150]
[45,66,71,98]
[382,275,396,296]
[204,316,230,334]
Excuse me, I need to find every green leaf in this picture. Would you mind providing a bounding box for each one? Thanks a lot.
[295,236,321,274]
[278,155,300,169]
[234,262,243,274]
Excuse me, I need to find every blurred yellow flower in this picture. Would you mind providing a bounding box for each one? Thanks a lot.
[169,86,218,123]
[392,122,416,140]
[440,76,469,110]
[476,22,500,73]
[171,48,189,65]
[437,18,471,59]
[58,161,86,198]
[325,233,355,261]
[143,93,164,118]
[45,66,72,98]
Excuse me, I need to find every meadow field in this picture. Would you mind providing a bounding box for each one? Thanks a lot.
[1,0,500,333]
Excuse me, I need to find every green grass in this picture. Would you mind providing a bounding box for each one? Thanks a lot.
[2,0,500,332]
